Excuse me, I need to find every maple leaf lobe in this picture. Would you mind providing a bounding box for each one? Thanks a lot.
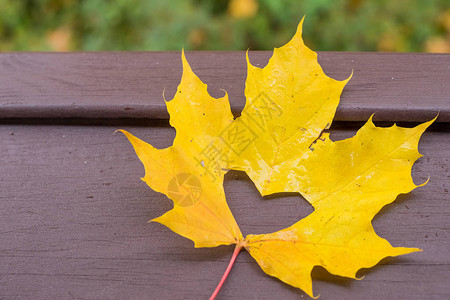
[118,51,242,248]
[226,17,352,197]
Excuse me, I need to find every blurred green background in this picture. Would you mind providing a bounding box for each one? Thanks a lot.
[0,0,449,52]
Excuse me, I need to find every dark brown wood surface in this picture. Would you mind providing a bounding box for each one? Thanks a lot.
[0,52,449,122]
[1,52,449,299]
[1,124,449,299]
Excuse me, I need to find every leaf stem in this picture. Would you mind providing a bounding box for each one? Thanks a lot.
[209,243,243,300]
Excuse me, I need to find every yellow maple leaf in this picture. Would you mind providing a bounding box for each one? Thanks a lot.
[119,17,433,298]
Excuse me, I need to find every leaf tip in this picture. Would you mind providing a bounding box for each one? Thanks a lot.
[150,215,163,224]
[367,114,375,126]
[181,48,191,72]
[245,48,256,69]
[115,129,132,139]
[355,274,365,281]
[177,47,207,95]
[162,87,168,103]
[116,129,136,142]
[287,16,305,47]
[344,69,354,83]
[423,113,439,128]
[412,114,438,137]
[396,246,422,256]
[417,176,430,187]
[219,88,229,101]
[180,48,199,83]
[408,248,423,255]
[297,15,306,36]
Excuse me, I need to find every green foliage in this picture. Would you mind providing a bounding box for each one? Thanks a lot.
[0,0,448,52]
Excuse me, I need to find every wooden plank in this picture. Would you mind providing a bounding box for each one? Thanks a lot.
[0,52,448,122]
[1,125,448,299]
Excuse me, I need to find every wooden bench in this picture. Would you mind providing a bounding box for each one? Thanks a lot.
[1,52,449,299]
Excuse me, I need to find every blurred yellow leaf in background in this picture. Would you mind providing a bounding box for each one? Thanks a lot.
[228,0,258,19]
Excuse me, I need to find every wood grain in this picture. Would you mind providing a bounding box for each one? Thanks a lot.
[0,52,448,122]
[1,51,449,299]
[1,125,448,299]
